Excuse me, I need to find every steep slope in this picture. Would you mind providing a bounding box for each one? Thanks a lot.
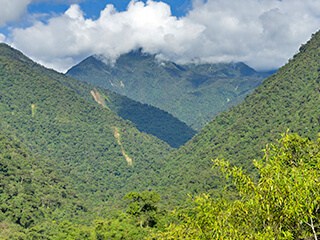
[0,43,172,206]
[108,92,196,148]
[158,31,320,200]
[96,90,196,148]
[28,60,196,148]
[67,51,271,130]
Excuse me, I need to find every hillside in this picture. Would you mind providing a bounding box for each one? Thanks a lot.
[27,58,196,148]
[157,30,320,200]
[2,30,319,240]
[0,129,91,238]
[0,43,172,207]
[98,90,196,148]
[67,51,271,130]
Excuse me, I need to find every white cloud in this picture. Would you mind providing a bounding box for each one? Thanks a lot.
[10,1,204,72]
[8,0,320,72]
[183,0,320,70]
[0,34,6,42]
[0,0,32,26]
[0,34,6,44]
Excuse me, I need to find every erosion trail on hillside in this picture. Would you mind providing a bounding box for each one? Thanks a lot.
[113,126,133,166]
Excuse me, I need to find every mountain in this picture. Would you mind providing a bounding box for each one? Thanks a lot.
[98,90,196,148]
[24,55,196,148]
[53,80,196,148]
[67,50,272,130]
[2,30,319,238]
[0,43,172,208]
[156,31,320,200]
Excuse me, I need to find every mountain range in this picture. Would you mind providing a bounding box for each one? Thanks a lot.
[1,29,320,239]
[67,50,273,130]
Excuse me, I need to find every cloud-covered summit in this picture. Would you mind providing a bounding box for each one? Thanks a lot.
[2,0,320,72]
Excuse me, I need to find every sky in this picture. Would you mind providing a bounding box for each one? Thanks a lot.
[0,0,319,73]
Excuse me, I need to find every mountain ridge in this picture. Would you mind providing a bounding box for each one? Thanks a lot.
[1,29,320,240]
[0,43,195,148]
[67,50,272,130]
[0,43,172,205]
[156,30,320,200]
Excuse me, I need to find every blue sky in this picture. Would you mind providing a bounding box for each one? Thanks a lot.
[0,1,191,35]
[28,0,192,18]
[0,0,319,72]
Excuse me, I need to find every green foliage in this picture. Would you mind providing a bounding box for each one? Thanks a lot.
[0,221,27,239]
[67,50,269,130]
[25,212,155,239]
[156,133,320,239]
[27,221,94,240]
[106,91,196,148]
[156,30,320,201]
[0,130,88,237]
[124,191,161,228]
[93,214,149,240]
[0,131,169,238]
[0,43,172,210]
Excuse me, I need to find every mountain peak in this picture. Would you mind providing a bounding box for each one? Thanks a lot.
[116,48,156,63]
[68,50,269,130]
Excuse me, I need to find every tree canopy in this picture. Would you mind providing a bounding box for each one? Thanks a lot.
[157,133,320,239]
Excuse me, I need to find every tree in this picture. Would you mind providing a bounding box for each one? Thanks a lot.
[157,133,320,239]
[124,191,160,228]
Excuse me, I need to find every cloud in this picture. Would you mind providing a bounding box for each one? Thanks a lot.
[0,0,32,26]
[10,1,204,72]
[8,0,320,72]
[0,34,6,42]
[37,0,83,3]
[184,0,320,70]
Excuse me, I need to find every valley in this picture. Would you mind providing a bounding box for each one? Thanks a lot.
[0,18,319,240]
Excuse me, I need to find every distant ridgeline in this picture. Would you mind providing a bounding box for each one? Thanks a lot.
[67,50,272,130]
[156,30,320,201]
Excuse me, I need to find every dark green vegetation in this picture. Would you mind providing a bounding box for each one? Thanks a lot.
[0,130,90,239]
[156,30,320,201]
[51,61,196,148]
[74,85,196,148]
[67,50,271,130]
[105,91,196,148]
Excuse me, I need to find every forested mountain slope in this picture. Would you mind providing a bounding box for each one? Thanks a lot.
[98,90,196,148]
[0,43,172,207]
[2,30,319,239]
[0,129,91,238]
[158,30,320,200]
[67,51,271,130]
[31,59,196,148]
